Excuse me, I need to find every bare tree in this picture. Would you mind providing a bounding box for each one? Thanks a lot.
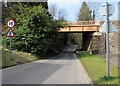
[57,8,67,21]
[49,4,57,19]
[49,4,67,21]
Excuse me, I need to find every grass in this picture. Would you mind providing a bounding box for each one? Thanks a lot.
[1,45,60,68]
[2,48,41,68]
[77,52,119,85]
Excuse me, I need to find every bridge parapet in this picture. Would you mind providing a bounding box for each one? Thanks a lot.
[59,24,100,32]
[67,20,100,25]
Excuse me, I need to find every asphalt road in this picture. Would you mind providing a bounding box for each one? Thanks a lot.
[2,45,92,84]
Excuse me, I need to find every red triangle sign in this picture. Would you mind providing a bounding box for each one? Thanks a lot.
[6,29,15,37]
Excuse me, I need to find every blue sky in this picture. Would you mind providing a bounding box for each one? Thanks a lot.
[48,0,119,21]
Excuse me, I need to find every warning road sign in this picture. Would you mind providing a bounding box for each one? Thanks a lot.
[7,19,15,28]
[6,29,15,37]
[99,21,118,33]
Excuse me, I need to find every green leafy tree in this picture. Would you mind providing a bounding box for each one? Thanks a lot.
[3,3,64,56]
[6,2,48,17]
[78,2,92,21]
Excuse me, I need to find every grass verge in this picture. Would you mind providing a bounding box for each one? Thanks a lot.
[77,52,119,85]
[2,48,41,68]
[2,46,60,69]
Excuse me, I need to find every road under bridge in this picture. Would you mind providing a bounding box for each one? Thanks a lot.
[58,21,100,51]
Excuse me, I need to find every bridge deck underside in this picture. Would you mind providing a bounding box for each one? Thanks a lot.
[58,25,100,33]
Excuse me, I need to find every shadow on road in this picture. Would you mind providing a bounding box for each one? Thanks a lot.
[50,45,79,60]
[2,45,92,84]
[3,62,63,84]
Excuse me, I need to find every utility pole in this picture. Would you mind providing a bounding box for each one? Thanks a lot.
[105,2,110,77]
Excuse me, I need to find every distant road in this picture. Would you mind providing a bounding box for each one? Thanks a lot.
[2,45,92,84]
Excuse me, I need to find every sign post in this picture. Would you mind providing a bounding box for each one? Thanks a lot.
[105,2,110,77]
[99,2,118,77]
[6,20,15,60]
[9,34,12,60]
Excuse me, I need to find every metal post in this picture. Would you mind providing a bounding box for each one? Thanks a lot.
[10,37,12,60]
[105,2,110,77]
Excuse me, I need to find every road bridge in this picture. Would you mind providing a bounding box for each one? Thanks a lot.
[58,21,100,51]
[58,25,100,33]
[58,21,100,33]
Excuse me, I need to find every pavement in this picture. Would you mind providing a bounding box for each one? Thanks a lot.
[2,45,92,84]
